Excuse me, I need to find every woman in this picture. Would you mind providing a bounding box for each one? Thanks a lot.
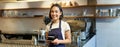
[45,4,71,47]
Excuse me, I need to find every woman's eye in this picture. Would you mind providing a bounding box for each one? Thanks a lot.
[55,11,58,13]
[51,10,59,13]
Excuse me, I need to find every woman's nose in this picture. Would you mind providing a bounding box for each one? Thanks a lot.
[53,12,56,15]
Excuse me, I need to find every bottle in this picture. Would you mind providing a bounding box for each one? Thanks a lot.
[81,31,86,41]
[83,9,87,16]
[34,37,38,45]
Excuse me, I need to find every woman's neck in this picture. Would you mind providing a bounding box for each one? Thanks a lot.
[52,19,60,24]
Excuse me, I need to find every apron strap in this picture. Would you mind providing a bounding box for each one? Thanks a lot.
[50,22,53,29]
[59,20,61,28]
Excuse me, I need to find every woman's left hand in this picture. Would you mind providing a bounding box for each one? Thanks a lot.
[51,38,60,45]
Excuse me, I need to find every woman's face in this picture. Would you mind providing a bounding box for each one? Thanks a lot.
[50,6,62,21]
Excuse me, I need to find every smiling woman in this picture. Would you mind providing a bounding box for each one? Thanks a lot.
[46,4,71,47]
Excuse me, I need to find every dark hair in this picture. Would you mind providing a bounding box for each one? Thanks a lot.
[49,4,63,20]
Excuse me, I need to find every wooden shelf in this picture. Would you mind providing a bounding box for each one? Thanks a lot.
[64,16,118,18]
[0,7,50,10]
[0,5,88,10]
[64,4,120,8]
[96,4,120,6]
[64,16,94,18]
[95,16,118,18]
[0,16,117,18]
[0,16,44,18]
[0,5,98,10]
[0,0,45,3]
[1,4,120,10]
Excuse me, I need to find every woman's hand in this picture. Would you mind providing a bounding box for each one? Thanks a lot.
[51,38,60,45]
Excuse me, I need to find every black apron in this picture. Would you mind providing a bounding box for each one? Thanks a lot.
[48,21,65,47]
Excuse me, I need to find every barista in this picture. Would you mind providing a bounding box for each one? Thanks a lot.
[45,4,71,47]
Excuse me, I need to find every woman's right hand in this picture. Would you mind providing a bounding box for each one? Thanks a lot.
[45,32,50,45]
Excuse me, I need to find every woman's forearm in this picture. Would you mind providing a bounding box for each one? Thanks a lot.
[59,39,71,44]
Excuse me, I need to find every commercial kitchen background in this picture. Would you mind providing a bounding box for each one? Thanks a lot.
[0,0,120,47]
